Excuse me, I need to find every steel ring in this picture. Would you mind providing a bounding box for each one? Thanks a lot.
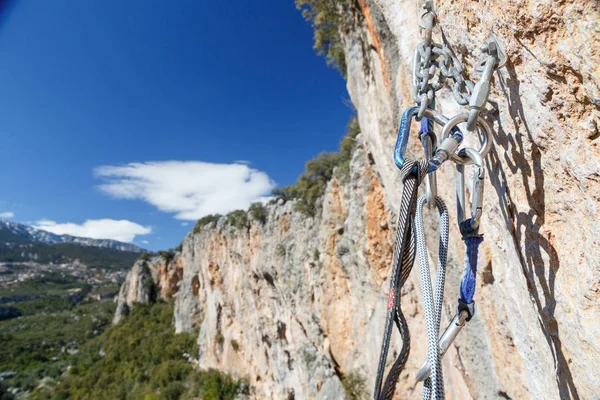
[439,113,492,165]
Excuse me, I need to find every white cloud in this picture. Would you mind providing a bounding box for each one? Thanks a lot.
[0,211,14,218]
[140,240,149,245]
[34,219,152,243]
[181,222,189,227]
[95,161,276,220]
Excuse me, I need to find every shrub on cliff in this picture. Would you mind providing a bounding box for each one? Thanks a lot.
[295,0,348,76]
[271,187,296,203]
[226,210,249,229]
[193,214,222,234]
[342,371,368,400]
[335,115,360,180]
[158,248,176,265]
[249,202,268,224]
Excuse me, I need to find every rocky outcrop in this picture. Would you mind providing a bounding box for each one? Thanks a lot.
[113,257,183,324]
[116,1,600,399]
[116,141,396,399]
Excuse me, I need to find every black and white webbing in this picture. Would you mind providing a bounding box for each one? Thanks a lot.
[373,159,429,400]
[414,195,449,400]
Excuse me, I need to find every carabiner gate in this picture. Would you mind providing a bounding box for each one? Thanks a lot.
[456,147,485,233]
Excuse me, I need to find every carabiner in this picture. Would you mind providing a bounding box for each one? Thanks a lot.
[394,107,463,175]
[439,113,492,166]
[416,309,469,382]
[456,147,485,232]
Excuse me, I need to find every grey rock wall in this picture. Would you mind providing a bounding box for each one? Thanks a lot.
[344,1,599,399]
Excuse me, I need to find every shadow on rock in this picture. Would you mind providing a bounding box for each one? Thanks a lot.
[484,60,580,400]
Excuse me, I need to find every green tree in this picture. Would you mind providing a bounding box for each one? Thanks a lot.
[30,302,248,400]
[271,187,296,203]
[249,202,268,224]
[295,0,348,76]
[335,115,361,179]
[292,152,341,216]
[158,248,176,265]
[194,214,222,234]
[226,210,248,229]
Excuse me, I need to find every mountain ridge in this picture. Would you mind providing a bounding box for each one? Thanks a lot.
[0,219,147,253]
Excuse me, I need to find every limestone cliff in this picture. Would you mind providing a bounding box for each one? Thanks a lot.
[115,1,600,399]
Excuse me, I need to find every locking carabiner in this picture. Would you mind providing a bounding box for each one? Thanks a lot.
[439,113,492,166]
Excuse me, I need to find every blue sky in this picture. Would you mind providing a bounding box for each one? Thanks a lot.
[0,1,353,250]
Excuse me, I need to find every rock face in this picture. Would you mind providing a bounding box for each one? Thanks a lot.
[113,257,183,324]
[113,261,154,324]
[115,1,600,399]
[343,1,599,399]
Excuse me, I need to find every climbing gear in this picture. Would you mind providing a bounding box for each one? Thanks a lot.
[467,36,507,131]
[375,110,461,400]
[373,159,429,400]
[393,107,463,174]
[374,0,506,398]
[421,122,438,208]
[415,309,470,382]
[412,0,475,115]
[439,113,493,165]
[414,195,449,399]
[455,148,485,317]
[414,147,485,382]
[420,119,437,206]
[456,148,485,231]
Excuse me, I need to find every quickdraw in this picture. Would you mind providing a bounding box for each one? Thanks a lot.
[374,1,506,399]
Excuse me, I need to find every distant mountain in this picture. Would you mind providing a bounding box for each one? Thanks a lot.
[0,220,146,253]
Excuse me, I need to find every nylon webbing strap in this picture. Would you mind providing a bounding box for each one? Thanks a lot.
[459,234,484,305]
[374,159,429,400]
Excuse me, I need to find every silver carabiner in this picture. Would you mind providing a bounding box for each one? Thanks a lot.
[456,147,484,230]
[416,310,469,382]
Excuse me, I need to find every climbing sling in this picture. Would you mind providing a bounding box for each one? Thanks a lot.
[373,159,428,400]
[414,194,449,400]
[373,1,506,399]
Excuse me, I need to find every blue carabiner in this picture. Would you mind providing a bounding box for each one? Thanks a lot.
[393,106,463,174]
[393,107,422,173]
